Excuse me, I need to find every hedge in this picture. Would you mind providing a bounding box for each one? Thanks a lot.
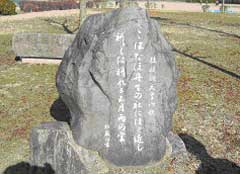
[0,0,16,15]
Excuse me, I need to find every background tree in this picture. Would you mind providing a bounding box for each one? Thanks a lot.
[119,0,126,8]
[79,0,87,25]
[0,0,16,15]
[147,0,150,9]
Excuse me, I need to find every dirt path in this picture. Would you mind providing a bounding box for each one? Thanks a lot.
[0,2,239,22]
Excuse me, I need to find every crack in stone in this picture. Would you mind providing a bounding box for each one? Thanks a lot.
[88,70,112,104]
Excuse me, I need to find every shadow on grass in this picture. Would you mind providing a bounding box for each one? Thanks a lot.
[4,162,55,174]
[50,97,71,125]
[151,16,170,21]
[173,48,240,80]
[158,19,240,40]
[179,134,240,174]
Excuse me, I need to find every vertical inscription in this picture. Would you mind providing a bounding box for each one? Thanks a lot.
[104,124,110,148]
[133,26,144,152]
[116,31,127,144]
[106,28,158,152]
[148,56,157,117]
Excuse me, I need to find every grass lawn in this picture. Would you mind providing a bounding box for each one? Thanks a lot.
[0,10,239,173]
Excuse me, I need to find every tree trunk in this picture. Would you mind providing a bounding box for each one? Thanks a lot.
[80,0,87,25]
[147,0,150,9]
[119,0,126,8]
[222,0,225,12]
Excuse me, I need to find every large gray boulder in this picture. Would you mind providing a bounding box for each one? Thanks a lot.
[56,7,182,166]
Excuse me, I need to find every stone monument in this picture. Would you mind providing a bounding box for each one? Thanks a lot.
[12,33,75,64]
[30,7,186,174]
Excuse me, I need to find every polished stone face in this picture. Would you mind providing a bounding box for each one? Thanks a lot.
[56,7,178,166]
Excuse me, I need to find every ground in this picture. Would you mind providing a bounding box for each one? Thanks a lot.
[0,9,240,174]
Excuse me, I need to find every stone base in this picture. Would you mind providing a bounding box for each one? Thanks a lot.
[167,131,187,156]
[30,122,108,174]
[30,122,188,174]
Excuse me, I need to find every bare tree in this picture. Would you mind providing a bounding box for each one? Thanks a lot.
[119,0,126,8]
[147,0,150,9]
[222,0,225,12]
[80,0,87,25]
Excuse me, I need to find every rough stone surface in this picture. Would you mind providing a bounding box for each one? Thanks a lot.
[12,33,75,59]
[30,122,109,174]
[30,121,188,174]
[56,7,184,166]
[167,132,186,156]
